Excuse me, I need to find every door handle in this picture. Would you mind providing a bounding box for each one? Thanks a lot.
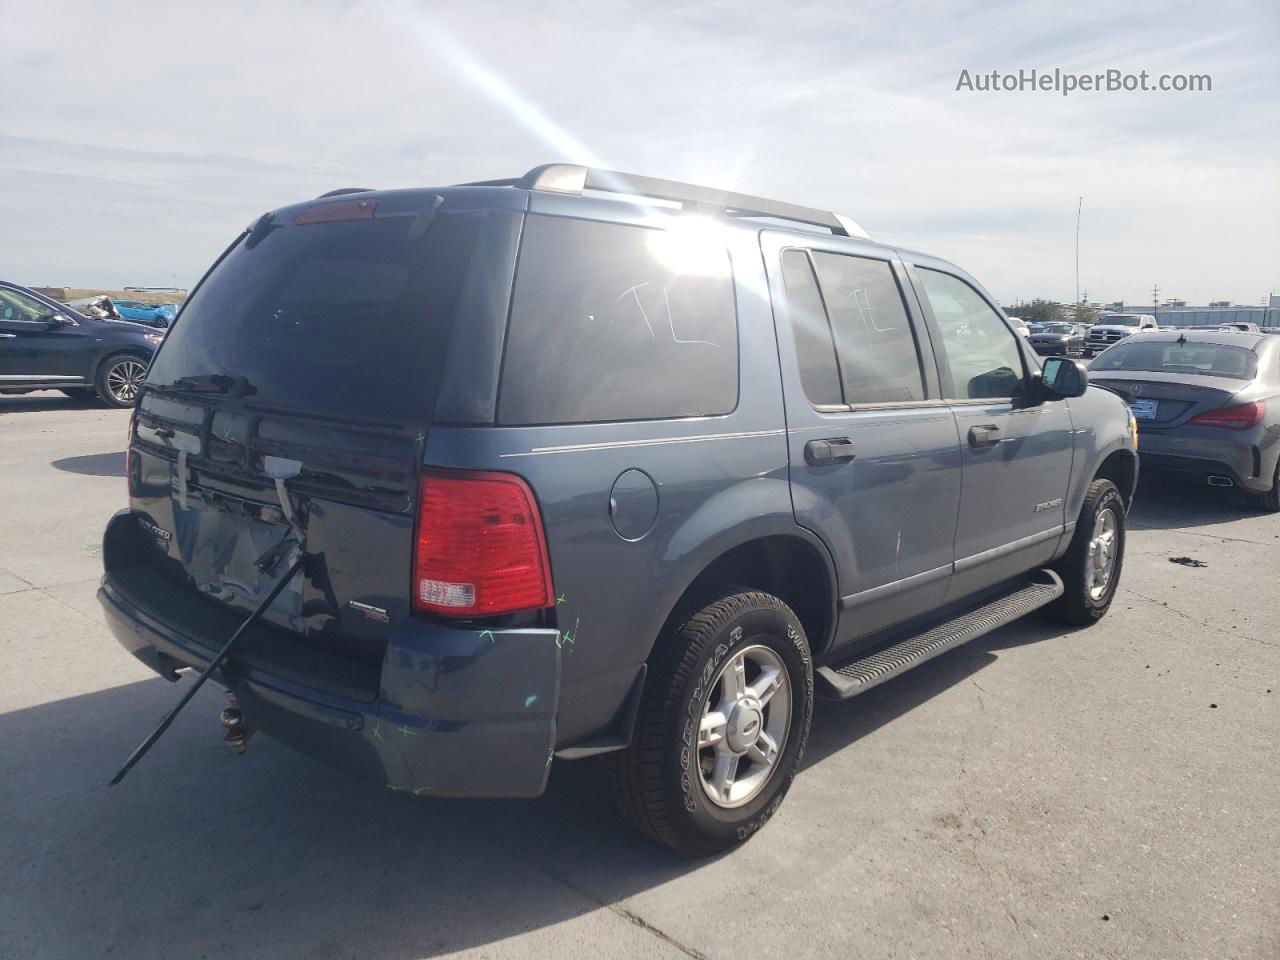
[968,424,1002,448]
[805,437,856,465]
[0,333,16,338]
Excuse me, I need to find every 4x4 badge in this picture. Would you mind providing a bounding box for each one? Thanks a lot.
[348,600,390,623]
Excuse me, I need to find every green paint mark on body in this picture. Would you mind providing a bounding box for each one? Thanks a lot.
[524,695,538,708]
[397,723,417,737]
[371,720,385,742]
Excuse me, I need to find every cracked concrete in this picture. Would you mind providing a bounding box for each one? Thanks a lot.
[1,393,1277,960]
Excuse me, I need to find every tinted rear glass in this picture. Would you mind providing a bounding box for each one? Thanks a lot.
[147,210,484,422]
[498,215,738,424]
[1093,341,1258,379]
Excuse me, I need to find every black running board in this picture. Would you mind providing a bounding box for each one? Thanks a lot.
[816,570,1064,701]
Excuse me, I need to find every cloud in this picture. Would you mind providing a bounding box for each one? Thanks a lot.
[1,0,1276,302]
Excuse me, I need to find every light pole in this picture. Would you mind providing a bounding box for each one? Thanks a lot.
[1074,196,1083,320]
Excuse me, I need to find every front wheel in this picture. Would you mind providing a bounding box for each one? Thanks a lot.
[607,589,813,857]
[1046,478,1125,626]
[96,354,148,407]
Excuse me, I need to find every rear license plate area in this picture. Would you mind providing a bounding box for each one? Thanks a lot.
[1130,399,1159,421]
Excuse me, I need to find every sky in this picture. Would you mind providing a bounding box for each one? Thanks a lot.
[2,0,1277,307]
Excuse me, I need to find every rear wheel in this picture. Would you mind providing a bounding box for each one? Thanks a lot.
[607,588,813,857]
[1046,478,1125,626]
[1246,459,1280,513]
[96,354,148,407]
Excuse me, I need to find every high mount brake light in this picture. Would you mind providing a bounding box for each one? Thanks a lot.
[294,199,376,225]
[413,469,554,617]
[1187,401,1266,431]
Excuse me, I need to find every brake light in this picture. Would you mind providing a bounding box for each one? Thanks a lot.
[1187,401,1265,431]
[413,469,554,617]
[294,198,376,225]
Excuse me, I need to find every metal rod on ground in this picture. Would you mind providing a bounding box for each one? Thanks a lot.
[108,549,306,786]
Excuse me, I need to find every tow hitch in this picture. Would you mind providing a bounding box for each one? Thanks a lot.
[220,691,255,754]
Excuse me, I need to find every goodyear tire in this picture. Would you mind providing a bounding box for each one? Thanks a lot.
[607,588,813,857]
[1047,478,1125,626]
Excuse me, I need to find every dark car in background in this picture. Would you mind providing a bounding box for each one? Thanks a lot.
[0,280,163,406]
[1029,322,1086,357]
[1090,330,1280,511]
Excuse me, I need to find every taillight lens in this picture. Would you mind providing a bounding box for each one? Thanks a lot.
[1187,401,1265,431]
[413,469,554,617]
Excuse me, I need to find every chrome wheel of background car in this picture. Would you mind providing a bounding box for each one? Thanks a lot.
[697,643,792,809]
[1085,507,1118,600]
[106,358,147,403]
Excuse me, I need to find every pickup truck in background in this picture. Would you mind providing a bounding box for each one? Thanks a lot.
[1085,313,1158,357]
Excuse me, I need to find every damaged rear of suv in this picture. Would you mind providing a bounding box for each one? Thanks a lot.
[102,164,1136,856]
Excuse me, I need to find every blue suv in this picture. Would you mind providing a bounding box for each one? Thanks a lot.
[99,165,1138,855]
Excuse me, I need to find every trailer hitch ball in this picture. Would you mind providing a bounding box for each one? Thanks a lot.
[220,692,255,754]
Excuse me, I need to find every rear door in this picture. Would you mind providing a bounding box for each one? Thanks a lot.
[763,232,962,649]
[907,263,1075,600]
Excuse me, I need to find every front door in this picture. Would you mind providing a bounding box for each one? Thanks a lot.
[763,233,963,650]
[907,264,1075,600]
[0,287,93,382]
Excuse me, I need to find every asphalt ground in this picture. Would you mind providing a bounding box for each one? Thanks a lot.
[2,391,1276,959]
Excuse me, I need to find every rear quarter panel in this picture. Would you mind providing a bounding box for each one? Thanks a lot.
[423,208,797,745]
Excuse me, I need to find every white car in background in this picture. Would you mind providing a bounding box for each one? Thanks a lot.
[1006,315,1031,337]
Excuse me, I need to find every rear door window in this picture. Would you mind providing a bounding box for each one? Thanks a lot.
[810,252,926,404]
[780,249,844,406]
[498,215,738,424]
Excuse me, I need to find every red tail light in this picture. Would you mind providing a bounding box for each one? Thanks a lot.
[1187,401,1265,431]
[413,469,554,617]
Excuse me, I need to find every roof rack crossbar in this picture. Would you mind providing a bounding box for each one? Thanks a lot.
[503,163,868,238]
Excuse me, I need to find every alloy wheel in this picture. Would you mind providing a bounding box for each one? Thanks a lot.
[106,358,147,404]
[696,643,792,809]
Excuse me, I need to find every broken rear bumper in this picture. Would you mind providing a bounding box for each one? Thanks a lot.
[99,511,560,798]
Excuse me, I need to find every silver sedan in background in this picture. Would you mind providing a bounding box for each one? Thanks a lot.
[1089,330,1280,511]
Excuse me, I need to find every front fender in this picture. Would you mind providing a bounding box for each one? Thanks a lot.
[1065,386,1138,523]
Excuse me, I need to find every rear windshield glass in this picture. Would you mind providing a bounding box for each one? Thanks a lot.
[1092,341,1258,379]
[147,210,483,422]
[498,214,738,425]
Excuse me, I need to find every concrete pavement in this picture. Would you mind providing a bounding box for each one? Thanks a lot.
[1,391,1275,959]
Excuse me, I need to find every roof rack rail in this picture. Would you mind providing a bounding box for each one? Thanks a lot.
[459,164,869,239]
[316,187,374,198]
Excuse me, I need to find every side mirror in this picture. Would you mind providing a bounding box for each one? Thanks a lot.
[1041,356,1088,398]
[45,314,71,329]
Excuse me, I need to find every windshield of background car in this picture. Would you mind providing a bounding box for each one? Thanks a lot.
[1092,341,1258,379]
[147,210,484,422]
[1098,315,1141,326]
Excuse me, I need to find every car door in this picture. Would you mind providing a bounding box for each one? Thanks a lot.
[906,262,1076,600]
[0,286,96,381]
[763,233,963,650]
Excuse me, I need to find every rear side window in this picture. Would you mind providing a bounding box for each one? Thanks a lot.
[811,252,925,404]
[498,215,738,424]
